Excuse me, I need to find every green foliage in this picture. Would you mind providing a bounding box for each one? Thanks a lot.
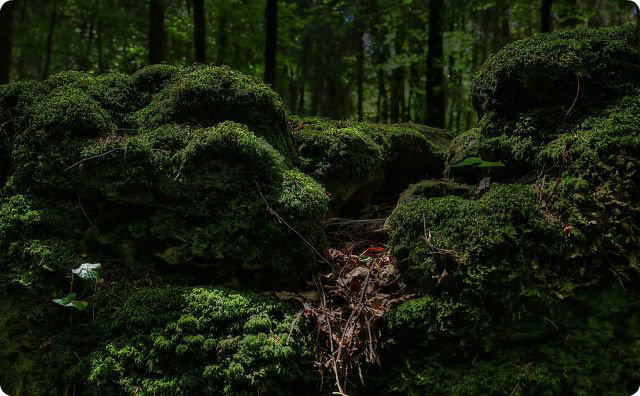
[81,287,314,396]
[52,293,89,311]
[380,25,640,396]
[0,195,82,286]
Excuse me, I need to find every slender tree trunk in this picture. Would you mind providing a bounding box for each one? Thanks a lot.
[97,19,105,72]
[561,0,579,28]
[0,1,16,84]
[426,0,445,128]
[499,0,511,47]
[298,36,310,115]
[149,0,165,64]
[356,31,364,122]
[377,69,388,123]
[541,0,553,32]
[43,2,58,80]
[217,13,228,64]
[193,0,206,63]
[264,0,278,89]
[636,12,640,50]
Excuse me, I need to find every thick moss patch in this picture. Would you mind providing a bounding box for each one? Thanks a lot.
[292,116,451,215]
[136,65,295,156]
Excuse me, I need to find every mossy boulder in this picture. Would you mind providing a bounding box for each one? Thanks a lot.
[381,25,640,395]
[1,66,328,289]
[291,116,451,215]
[136,65,295,157]
[450,24,640,180]
[382,183,640,395]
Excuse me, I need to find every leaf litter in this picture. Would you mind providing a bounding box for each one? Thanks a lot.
[277,245,413,395]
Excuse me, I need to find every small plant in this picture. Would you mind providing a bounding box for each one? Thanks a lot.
[52,263,102,314]
[52,293,88,311]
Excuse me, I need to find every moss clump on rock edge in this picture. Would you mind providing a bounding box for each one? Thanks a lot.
[291,116,452,215]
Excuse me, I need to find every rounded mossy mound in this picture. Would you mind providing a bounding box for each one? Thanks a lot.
[1,68,328,289]
[471,24,640,117]
[0,286,316,396]
[291,116,451,215]
[451,24,640,180]
[383,184,640,395]
[136,65,295,156]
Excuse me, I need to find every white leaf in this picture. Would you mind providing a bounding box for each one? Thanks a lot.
[71,263,102,280]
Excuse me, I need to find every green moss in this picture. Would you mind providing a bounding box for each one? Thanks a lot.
[42,70,91,92]
[130,64,180,105]
[451,24,640,181]
[0,195,85,286]
[396,180,472,207]
[471,24,639,116]
[79,287,314,396]
[375,286,640,396]
[292,117,450,214]
[136,65,294,156]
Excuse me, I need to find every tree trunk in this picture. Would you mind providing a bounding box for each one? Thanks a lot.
[426,0,445,128]
[149,0,165,64]
[391,28,406,123]
[43,2,58,80]
[541,0,553,32]
[0,0,16,84]
[264,0,278,89]
[193,0,206,63]
[561,0,579,28]
[637,8,640,51]
[217,13,228,64]
[97,19,105,73]
[356,31,364,122]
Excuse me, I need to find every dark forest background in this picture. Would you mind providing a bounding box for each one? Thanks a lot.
[0,0,636,133]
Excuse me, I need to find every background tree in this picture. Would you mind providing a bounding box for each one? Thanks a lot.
[193,0,206,63]
[426,0,445,128]
[149,0,165,64]
[0,0,634,132]
[0,0,16,84]
[264,0,277,88]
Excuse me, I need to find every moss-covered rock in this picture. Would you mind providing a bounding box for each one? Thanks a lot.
[292,116,451,215]
[451,24,640,180]
[136,65,295,156]
[382,24,640,395]
[1,66,328,289]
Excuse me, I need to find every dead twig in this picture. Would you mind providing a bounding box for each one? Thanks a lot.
[64,148,122,172]
[256,182,331,266]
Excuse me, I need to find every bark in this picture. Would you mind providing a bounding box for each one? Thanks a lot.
[264,0,278,89]
[356,31,364,122]
[217,13,228,64]
[426,0,445,128]
[193,0,206,63]
[43,2,58,80]
[541,0,553,33]
[0,0,16,84]
[149,0,166,65]
[561,0,579,28]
